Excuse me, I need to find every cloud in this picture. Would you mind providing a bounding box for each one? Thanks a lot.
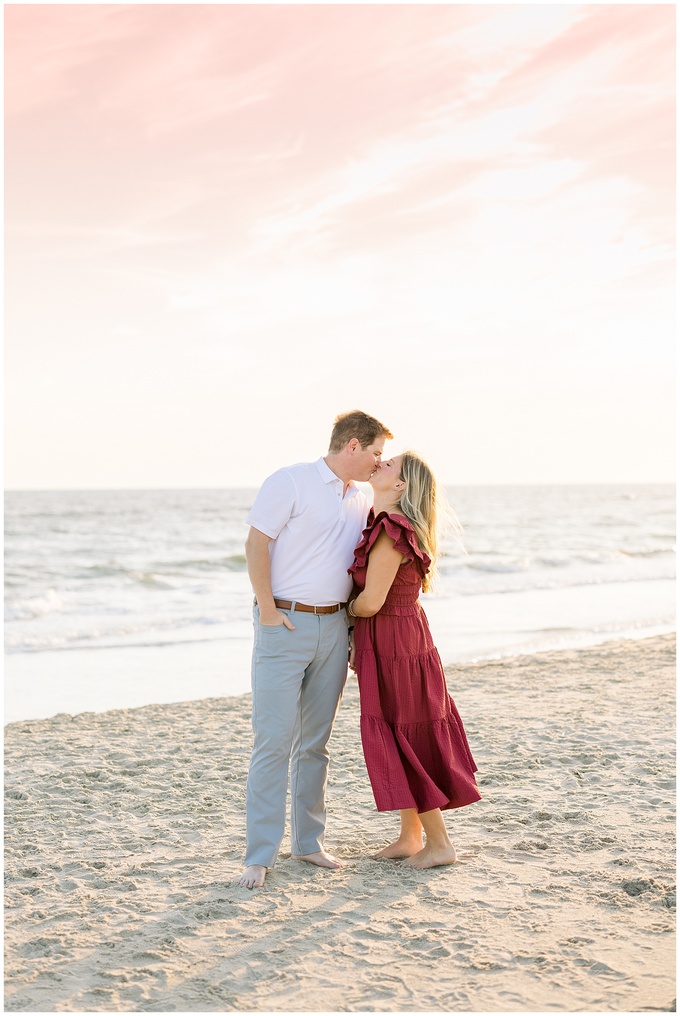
[4,4,675,486]
[4,6,141,117]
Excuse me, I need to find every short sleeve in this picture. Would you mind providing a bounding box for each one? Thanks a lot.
[245,469,297,540]
[349,511,431,578]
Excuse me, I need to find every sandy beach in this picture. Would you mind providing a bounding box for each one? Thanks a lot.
[4,634,675,1013]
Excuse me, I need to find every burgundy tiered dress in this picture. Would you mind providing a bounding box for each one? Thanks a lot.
[349,511,481,814]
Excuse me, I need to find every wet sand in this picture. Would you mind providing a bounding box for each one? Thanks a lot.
[4,634,676,1012]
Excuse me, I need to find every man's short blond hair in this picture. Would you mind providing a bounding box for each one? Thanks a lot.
[328,411,393,453]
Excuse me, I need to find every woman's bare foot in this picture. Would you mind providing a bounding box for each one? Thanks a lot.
[400,842,457,869]
[373,836,424,860]
[291,850,345,869]
[236,864,267,889]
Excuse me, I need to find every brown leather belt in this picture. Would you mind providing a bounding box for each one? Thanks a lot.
[255,597,346,615]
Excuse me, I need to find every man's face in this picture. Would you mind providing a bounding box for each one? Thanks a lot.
[351,438,385,482]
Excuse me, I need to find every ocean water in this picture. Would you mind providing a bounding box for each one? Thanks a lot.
[5,485,675,722]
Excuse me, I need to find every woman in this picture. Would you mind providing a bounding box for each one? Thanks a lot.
[347,451,481,869]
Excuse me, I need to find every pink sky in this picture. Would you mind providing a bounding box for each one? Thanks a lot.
[5,4,675,487]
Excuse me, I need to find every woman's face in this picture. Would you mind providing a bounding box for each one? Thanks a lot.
[369,454,404,494]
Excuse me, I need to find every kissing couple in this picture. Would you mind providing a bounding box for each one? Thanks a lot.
[237,410,480,890]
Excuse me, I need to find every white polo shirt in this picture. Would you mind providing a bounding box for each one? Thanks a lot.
[246,457,370,605]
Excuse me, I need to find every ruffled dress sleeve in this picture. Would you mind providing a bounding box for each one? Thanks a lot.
[349,511,431,578]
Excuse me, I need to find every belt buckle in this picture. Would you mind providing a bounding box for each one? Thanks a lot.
[313,605,319,614]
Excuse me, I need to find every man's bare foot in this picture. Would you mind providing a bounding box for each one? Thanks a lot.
[373,836,424,860]
[291,850,346,869]
[400,843,457,869]
[235,864,267,889]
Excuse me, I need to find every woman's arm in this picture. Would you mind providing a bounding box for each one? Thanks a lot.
[349,530,407,618]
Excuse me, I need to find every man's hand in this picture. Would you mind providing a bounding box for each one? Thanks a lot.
[259,608,296,630]
[348,630,356,672]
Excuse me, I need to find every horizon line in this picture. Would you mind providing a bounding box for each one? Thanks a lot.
[5,480,676,494]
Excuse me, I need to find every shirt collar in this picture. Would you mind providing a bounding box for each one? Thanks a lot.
[315,457,359,498]
[315,456,340,483]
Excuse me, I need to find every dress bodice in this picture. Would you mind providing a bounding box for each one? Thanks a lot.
[349,511,430,614]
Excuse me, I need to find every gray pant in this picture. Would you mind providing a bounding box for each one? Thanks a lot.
[245,605,350,868]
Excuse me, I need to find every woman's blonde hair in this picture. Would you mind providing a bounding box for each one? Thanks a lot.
[397,451,463,593]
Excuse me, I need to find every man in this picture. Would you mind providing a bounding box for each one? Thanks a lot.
[236,410,393,889]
